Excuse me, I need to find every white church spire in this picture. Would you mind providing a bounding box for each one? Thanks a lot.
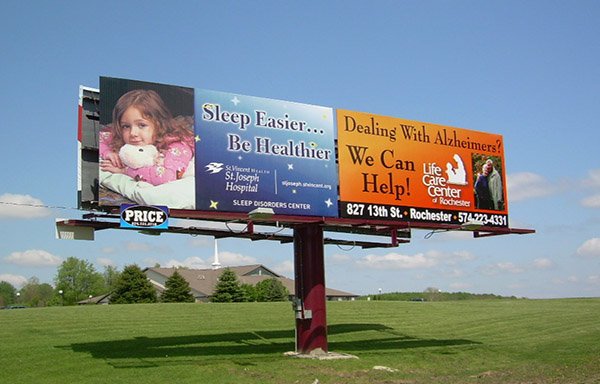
[211,238,222,270]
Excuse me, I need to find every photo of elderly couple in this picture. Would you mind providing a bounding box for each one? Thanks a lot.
[473,155,504,211]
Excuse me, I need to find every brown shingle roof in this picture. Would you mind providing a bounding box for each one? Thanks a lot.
[144,265,357,299]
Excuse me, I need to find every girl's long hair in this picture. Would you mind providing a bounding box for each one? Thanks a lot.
[110,89,194,152]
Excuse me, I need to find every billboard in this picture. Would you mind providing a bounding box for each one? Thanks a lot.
[88,76,509,227]
[337,110,508,227]
[195,89,338,216]
[96,77,338,216]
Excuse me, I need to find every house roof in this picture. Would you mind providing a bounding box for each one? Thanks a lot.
[77,293,111,305]
[144,264,358,298]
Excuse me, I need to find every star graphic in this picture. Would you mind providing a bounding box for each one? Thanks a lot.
[287,164,294,170]
[209,200,219,209]
[231,96,240,106]
[324,198,333,208]
[292,189,297,194]
[195,135,201,142]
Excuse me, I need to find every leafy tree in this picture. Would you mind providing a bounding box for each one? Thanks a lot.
[211,268,247,303]
[0,281,17,306]
[103,265,121,292]
[161,270,195,303]
[54,257,105,305]
[424,287,441,302]
[110,264,157,304]
[240,283,258,302]
[17,277,55,307]
[255,278,289,302]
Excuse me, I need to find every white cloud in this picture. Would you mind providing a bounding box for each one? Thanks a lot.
[187,237,213,247]
[328,253,352,264]
[481,262,524,275]
[125,241,171,254]
[143,257,160,267]
[0,273,28,287]
[507,172,554,202]
[357,252,437,270]
[449,282,472,290]
[4,249,62,267]
[273,260,294,275]
[219,251,257,265]
[163,251,256,270]
[97,257,115,267]
[446,268,465,278]
[445,250,476,264]
[421,250,475,265]
[357,249,475,270]
[567,275,579,283]
[532,258,554,269]
[125,242,152,252]
[583,169,600,188]
[164,256,210,269]
[587,275,600,285]
[576,238,600,258]
[0,193,51,219]
[431,231,473,240]
[581,194,600,208]
[498,262,525,273]
[580,170,600,208]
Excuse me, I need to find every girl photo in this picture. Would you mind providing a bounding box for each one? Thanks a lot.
[98,78,196,209]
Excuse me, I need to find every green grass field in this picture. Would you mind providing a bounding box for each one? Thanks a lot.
[1,299,599,383]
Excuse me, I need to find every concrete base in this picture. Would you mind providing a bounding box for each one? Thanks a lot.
[284,349,359,360]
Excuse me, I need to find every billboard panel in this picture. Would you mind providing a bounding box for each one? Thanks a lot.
[97,77,338,217]
[88,76,511,227]
[98,78,196,209]
[195,89,338,216]
[77,86,100,209]
[337,110,508,227]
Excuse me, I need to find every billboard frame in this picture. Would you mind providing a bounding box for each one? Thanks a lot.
[69,81,534,356]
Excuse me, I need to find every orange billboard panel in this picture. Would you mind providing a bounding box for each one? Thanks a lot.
[337,109,508,227]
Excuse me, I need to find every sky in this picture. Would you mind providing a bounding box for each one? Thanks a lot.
[1,1,599,299]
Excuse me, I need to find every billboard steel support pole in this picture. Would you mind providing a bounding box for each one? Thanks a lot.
[293,223,328,354]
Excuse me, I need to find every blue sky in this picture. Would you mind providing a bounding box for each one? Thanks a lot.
[1,1,599,298]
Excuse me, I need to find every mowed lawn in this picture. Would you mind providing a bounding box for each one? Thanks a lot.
[1,299,599,383]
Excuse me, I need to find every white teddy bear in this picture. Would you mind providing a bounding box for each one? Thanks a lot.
[119,144,159,169]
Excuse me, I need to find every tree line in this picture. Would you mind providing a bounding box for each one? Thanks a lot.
[1,257,289,307]
[364,289,518,302]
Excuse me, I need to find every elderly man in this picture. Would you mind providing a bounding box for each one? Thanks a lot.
[485,159,504,210]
